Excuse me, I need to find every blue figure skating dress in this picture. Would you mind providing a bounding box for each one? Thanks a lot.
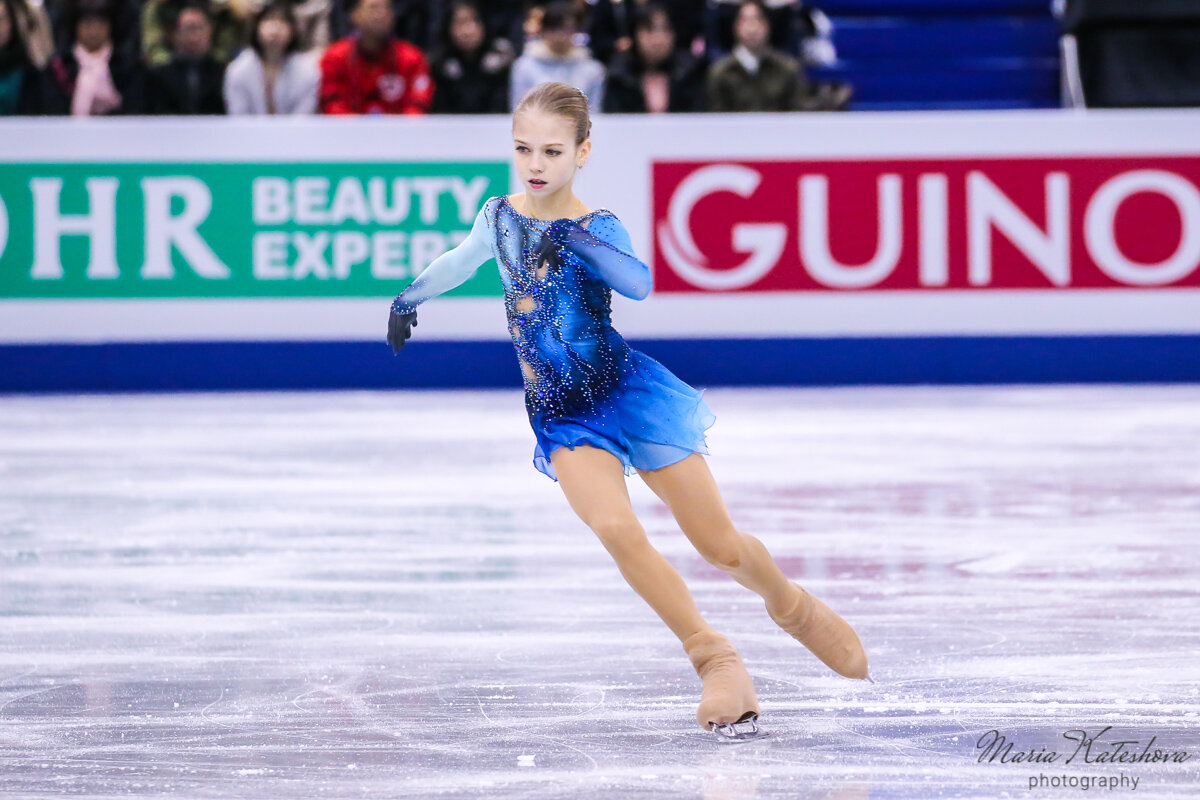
[392,195,715,482]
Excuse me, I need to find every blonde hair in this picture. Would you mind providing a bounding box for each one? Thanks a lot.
[514,82,592,146]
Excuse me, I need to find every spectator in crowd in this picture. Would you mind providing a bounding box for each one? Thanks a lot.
[603,3,705,113]
[0,0,45,113]
[329,0,428,51]
[430,0,512,114]
[7,0,54,68]
[707,0,812,111]
[430,0,523,54]
[49,0,139,60]
[319,0,432,114]
[237,0,331,53]
[589,0,703,65]
[518,3,543,49]
[142,0,248,67]
[146,0,225,113]
[45,0,144,114]
[510,1,603,111]
[223,0,318,114]
[707,0,801,61]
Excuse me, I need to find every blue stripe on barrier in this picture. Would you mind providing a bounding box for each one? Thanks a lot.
[2,336,1198,393]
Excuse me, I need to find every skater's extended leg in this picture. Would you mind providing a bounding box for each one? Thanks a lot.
[552,444,760,729]
[636,454,794,614]
[639,454,869,680]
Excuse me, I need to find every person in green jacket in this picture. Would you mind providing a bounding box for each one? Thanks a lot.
[706,0,813,112]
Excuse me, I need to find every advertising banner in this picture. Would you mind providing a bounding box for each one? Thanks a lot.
[653,156,1200,292]
[0,161,507,298]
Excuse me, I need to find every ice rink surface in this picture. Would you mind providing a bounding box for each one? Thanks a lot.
[1,385,1198,799]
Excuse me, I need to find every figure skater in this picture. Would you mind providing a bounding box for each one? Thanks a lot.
[387,81,869,741]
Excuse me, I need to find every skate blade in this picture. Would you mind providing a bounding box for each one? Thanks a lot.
[710,712,770,743]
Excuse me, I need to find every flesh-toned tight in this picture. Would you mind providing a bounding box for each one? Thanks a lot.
[548,445,796,643]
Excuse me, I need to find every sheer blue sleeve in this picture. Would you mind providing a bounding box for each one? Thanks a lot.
[392,203,494,313]
[547,214,652,301]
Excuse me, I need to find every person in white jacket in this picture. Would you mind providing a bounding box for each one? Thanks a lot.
[510,1,604,112]
[223,0,318,115]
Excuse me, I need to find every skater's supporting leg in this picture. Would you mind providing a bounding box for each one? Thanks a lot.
[636,454,795,616]
[550,444,710,644]
[552,445,762,729]
[638,453,869,679]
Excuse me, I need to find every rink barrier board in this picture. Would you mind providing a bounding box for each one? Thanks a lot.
[2,334,1199,393]
[4,111,1200,390]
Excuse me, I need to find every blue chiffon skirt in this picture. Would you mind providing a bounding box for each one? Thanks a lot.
[530,350,716,482]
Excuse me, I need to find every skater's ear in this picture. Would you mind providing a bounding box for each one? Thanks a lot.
[575,137,591,169]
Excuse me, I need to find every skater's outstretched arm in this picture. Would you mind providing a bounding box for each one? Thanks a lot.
[391,204,494,314]
[546,214,652,301]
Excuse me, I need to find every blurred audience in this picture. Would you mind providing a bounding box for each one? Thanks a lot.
[430,0,512,114]
[49,0,139,60]
[45,0,144,114]
[329,0,428,50]
[142,0,247,67]
[223,0,318,113]
[707,0,813,111]
[589,0,703,65]
[431,0,524,52]
[707,0,800,61]
[319,0,431,114]
[8,0,53,67]
[239,0,331,52]
[510,0,603,110]
[2,0,858,117]
[603,3,704,113]
[146,0,225,113]
[0,0,44,113]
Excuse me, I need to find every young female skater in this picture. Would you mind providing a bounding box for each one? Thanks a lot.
[387,81,869,741]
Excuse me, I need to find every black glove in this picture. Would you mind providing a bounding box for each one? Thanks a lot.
[533,229,564,276]
[387,299,418,355]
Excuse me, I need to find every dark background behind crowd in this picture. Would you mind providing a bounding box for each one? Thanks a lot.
[0,0,853,117]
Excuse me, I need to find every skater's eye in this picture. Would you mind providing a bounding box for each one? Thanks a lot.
[545,149,561,157]
[515,145,529,153]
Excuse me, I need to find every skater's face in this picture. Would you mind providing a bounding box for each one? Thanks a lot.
[512,109,590,199]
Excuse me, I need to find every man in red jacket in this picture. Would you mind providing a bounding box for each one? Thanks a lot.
[319,0,433,114]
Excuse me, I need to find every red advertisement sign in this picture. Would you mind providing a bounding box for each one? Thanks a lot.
[651,156,1200,292]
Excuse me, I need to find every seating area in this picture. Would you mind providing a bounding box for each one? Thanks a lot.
[811,0,1061,111]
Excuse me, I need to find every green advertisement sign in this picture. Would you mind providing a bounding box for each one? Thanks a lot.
[0,162,508,298]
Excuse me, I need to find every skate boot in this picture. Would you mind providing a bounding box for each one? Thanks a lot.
[768,581,869,680]
[682,629,767,742]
